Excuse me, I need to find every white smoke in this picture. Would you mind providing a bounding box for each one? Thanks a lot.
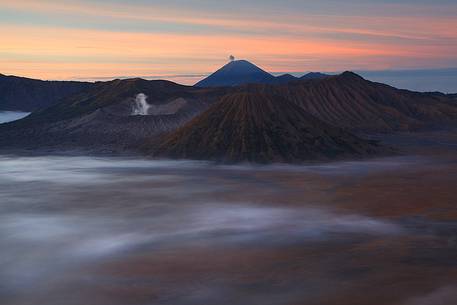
[132,93,150,115]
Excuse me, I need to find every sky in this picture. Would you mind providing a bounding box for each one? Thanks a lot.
[1,0,457,87]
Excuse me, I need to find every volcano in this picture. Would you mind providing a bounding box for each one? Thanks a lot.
[195,60,328,87]
[151,92,383,163]
[195,60,277,87]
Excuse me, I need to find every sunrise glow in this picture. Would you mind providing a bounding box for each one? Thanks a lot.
[1,0,456,83]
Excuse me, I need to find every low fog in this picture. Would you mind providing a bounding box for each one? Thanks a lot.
[0,154,455,305]
[0,111,30,124]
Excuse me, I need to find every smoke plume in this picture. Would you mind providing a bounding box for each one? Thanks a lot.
[132,93,150,115]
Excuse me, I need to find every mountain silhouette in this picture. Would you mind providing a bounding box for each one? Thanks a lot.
[196,60,329,87]
[195,60,277,87]
[301,72,329,80]
[275,74,299,84]
[0,74,92,112]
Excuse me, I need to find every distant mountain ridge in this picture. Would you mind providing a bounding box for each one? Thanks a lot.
[0,74,93,112]
[195,60,328,87]
[275,74,298,84]
[301,72,329,80]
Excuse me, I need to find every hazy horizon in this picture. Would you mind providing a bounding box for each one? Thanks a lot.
[4,66,457,93]
[1,0,456,81]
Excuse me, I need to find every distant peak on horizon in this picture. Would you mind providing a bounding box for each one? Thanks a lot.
[223,59,258,65]
[221,59,268,72]
[195,59,275,87]
[339,71,364,80]
[195,59,331,87]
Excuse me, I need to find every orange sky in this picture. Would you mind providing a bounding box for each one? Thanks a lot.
[1,0,456,84]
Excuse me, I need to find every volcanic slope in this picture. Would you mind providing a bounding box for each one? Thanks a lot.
[150,92,384,163]
[247,72,457,132]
